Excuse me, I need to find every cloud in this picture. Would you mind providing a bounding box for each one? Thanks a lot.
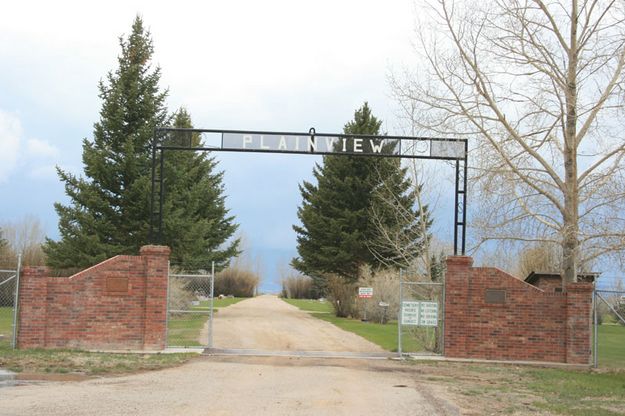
[26,138,60,159]
[28,165,58,179]
[0,110,22,182]
[0,110,62,183]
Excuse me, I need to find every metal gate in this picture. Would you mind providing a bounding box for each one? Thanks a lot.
[167,263,214,348]
[397,270,444,357]
[593,288,625,368]
[0,255,21,349]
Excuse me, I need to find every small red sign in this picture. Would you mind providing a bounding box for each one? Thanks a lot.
[358,287,373,298]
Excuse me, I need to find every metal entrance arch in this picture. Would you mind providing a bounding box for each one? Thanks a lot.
[148,127,468,255]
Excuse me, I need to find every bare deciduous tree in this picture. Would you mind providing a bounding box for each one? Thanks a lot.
[368,160,452,280]
[368,101,451,278]
[392,0,625,284]
[516,241,562,278]
[1,215,47,266]
[368,165,431,273]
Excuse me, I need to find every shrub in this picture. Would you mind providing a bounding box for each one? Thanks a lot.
[214,266,259,297]
[354,267,400,324]
[168,276,195,311]
[281,273,314,299]
[326,275,356,317]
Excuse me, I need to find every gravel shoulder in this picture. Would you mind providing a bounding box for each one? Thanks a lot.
[212,295,384,352]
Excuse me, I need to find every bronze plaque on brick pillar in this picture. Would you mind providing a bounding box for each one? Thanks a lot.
[106,277,128,294]
[485,289,506,304]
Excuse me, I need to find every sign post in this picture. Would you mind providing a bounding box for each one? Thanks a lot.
[378,301,389,324]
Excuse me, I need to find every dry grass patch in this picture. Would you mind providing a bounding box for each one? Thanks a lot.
[405,361,625,415]
[0,346,195,375]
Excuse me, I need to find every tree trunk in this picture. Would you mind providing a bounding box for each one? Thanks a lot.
[563,0,579,286]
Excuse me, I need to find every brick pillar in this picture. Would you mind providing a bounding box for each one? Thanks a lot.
[566,282,593,364]
[140,245,170,350]
[444,256,473,358]
[17,267,49,348]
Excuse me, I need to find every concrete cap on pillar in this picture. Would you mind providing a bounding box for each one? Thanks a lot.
[139,245,171,257]
[446,256,474,267]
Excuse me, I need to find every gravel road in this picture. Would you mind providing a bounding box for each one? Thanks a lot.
[0,357,459,416]
[0,295,460,415]
[211,295,384,352]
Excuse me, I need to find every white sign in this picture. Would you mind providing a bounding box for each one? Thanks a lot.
[401,301,439,326]
[418,302,439,327]
[222,133,400,156]
[358,287,373,298]
[430,140,465,158]
[401,301,420,325]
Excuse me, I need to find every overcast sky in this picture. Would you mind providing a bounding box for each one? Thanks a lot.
[0,0,464,291]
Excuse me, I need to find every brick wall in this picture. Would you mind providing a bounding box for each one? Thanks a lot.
[444,256,592,365]
[17,245,170,350]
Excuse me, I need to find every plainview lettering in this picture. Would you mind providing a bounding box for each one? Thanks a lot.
[223,133,399,155]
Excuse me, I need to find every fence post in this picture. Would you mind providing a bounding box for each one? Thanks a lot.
[398,269,403,358]
[593,288,598,368]
[11,254,22,349]
[441,272,446,356]
[165,261,170,348]
[209,261,215,349]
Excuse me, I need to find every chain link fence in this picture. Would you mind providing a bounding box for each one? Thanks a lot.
[0,255,21,349]
[167,263,214,348]
[593,288,625,368]
[397,270,444,356]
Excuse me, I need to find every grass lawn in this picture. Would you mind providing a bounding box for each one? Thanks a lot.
[200,297,246,310]
[597,324,625,368]
[411,360,625,415]
[167,297,247,347]
[0,345,194,375]
[282,298,424,352]
[167,313,209,347]
[525,367,625,415]
[0,306,13,348]
[0,306,14,348]
[282,298,331,313]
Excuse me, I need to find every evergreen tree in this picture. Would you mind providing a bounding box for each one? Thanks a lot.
[430,251,446,282]
[44,17,239,269]
[292,103,429,294]
[162,109,239,269]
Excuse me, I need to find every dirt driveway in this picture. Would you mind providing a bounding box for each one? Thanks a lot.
[211,295,384,352]
[0,295,463,415]
[0,356,461,416]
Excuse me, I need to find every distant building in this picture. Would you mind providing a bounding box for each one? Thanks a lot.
[524,271,599,292]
